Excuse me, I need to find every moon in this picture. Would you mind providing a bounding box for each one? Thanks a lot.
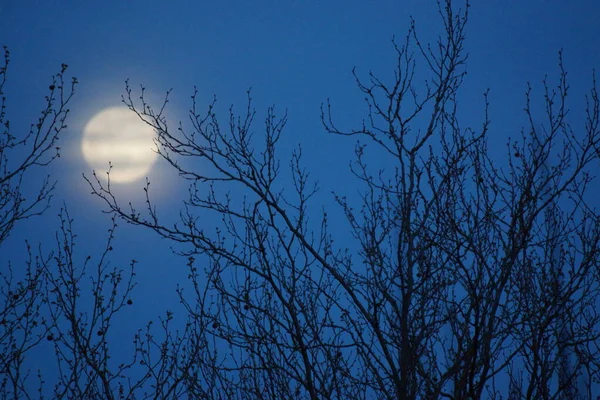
[82,107,158,184]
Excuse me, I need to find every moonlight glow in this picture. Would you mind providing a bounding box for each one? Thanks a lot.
[82,107,158,183]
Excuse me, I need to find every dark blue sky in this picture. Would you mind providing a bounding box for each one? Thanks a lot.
[1,0,600,394]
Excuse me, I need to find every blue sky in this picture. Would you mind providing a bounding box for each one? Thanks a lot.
[1,0,600,395]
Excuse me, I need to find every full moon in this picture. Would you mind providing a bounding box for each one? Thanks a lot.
[82,107,158,183]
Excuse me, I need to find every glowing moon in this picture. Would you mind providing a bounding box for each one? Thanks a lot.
[82,107,158,183]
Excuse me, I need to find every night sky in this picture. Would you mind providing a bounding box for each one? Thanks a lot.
[1,0,600,396]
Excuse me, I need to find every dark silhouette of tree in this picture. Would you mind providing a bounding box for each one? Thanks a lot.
[84,1,600,399]
[0,46,75,243]
[3,1,600,398]
[0,45,77,398]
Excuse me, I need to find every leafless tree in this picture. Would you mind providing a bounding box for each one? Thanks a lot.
[3,0,600,398]
[0,46,76,244]
[39,207,209,399]
[0,45,77,398]
[83,1,600,399]
[0,46,209,400]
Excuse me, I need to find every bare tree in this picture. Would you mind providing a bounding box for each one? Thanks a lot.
[0,46,76,244]
[40,207,208,399]
[84,1,600,399]
[3,0,600,399]
[0,45,77,398]
[0,46,209,400]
